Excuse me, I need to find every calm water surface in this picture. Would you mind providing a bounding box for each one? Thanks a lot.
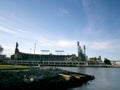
[58,67,120,90]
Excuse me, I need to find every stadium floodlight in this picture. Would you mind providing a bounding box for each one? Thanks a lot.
[41,50,50,54]
[55,50,64,55]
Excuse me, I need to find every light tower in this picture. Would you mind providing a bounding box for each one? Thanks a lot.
[83,45,86,55]
[77,41,87,61]
[77,41,83,60]
[77,41,82,55]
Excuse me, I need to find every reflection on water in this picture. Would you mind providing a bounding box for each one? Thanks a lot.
[58,67,120,90]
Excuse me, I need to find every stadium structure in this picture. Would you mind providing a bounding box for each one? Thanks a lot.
[1,41,106,67]
[11,41,87,61]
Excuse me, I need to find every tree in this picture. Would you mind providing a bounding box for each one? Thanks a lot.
[66,54,77,61]
[0,45,4,54]
[104,58,111,65]
[89,57,97,61]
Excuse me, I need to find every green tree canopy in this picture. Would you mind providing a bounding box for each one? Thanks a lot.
[0,45,4,54]
[104,58,111,65]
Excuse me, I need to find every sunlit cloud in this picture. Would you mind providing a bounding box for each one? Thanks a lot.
[56,40,76,48]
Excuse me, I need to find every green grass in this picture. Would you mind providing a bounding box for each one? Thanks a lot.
[0,65,30,69]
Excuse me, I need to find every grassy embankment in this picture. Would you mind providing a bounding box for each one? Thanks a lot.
[0,65,30,69]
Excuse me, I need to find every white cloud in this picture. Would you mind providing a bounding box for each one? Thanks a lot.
[2,45,15,57]
[35,40,76,51]
[56,40,76,48]
[59,8,70,16]
[88,41,110,50]
[0,26,17,34]
[0,25,34,40]
[82,40,120,54]
[0,18,120,57]
[39,40,116,52]
[0,16,6,21]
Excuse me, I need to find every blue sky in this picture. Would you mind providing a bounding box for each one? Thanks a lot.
[0,0,120,60]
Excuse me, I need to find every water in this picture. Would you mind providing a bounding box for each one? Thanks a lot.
[58,67,120,90]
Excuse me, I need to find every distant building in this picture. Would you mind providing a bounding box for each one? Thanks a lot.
[0,54,6,60]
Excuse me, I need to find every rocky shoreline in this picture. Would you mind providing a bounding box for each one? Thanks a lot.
[0,67,95,90]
